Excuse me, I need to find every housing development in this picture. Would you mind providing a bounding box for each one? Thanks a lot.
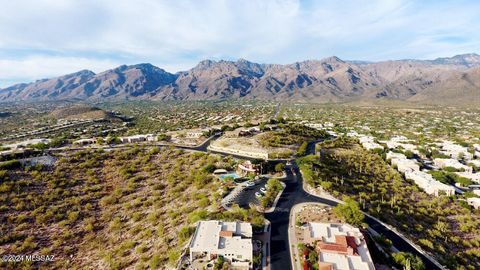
[3,0,480,269]
[0,101,479,270]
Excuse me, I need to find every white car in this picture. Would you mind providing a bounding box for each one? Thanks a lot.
[260,187,267,194]
[255,192,263,198]
[286,161,292,166]
[245,181,255,188]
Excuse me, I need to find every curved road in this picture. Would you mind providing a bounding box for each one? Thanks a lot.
[46,135,442,269]
[264,142,443,270]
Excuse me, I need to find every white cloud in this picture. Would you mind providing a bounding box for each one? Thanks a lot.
[0,0,479,86]
[0,56,121,87]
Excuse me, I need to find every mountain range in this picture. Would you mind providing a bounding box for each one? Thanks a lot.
[1,53,479,105]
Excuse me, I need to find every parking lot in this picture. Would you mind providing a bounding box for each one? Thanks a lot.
[232,178,269,208]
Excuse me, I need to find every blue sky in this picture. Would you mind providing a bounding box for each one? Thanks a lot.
[0,0,479,87]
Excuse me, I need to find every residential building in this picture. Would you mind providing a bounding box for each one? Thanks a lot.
[386,151,406,161]
[186,128,210,139]
[74,138,97,146]
[380,136,423,157]
[305,123,323,130]
[302,223,374,270]
[359,136,383,151]
[437,141,473,160]
[474,144,480,152]
[433,158,472,173]
[186,131,204,139]
[346,131,359,137]
[119,134,156,143]
[238,130,254,137]
[455,172,480,184]
[237,160,259,177]
[190,220,253,269]
[213,169,228,175]
[405,170,455,196]
[467,197,480,209]
[468,159,480,168]
[327,130,338,137]
[393,159,420,174]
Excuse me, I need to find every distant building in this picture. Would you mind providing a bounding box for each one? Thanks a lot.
[213,169,228,175]
[433,158,472,173]
[384,135,408,148]
[474,144,480,152]
[405,170,455,196]
[327,130,338,137]
[306,123,324,130]
[237,160,259,177]
[359,136,383,151]
[466,197,480,209]
[74,138,97,146]
[386,152,407,161]
[437,141,473,160]
[387,151,419,173]
[468,159,480,168]
[380,136,422,156]
[190,220,253,269]
[119,134,156,143]
[455,172,480,184]
[238,130,254,137]
[302,223,374,270]
[186,131,204,139]
[186,129,209,139]
[238,127,260,137]
[346,131,359,137]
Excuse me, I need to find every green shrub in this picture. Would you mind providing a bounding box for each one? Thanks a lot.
[0,160,21,170]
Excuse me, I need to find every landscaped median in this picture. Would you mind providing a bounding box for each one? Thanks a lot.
[257,178,286,213]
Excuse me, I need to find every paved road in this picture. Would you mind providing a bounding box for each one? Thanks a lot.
[263,142,443,270]
[47,134,220,155]
[45,134,443,269]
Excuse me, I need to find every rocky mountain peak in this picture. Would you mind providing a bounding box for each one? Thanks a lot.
[0,54,478,105]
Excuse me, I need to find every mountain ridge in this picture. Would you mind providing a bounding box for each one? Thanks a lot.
[1,53,479,105]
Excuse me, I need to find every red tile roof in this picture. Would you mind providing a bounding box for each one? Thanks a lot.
[316,235,359,256]
[346,236,359,256]
[219,230,233,237]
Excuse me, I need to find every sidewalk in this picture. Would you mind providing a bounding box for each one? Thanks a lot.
[288,202,333,270]
[288,204,303,270]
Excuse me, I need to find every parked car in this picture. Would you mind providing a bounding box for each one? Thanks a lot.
[245,181,255,188]
[260,187,267,194]
[286,161,292,166]
[255,192,263,198]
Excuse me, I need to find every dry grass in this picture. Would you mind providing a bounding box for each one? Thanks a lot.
[0,147,227,269]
